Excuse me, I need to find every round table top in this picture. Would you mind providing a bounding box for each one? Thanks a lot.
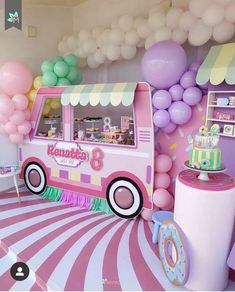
[178,169,235,191]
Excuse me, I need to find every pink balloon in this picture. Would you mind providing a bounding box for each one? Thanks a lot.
[0,94,15,116]
[9,132,24,144]
[3,122,17,134]
[10,110,26,125]
[163,195,174,211]
[141,209,154,221]
[18,120,31,135]
[153,189,172,209]
[0,61,33,96]
[12,94,29,110]
[155,154,173,173]
[154,173,171,189]
[24,108,31,120]
[0,113,9,124]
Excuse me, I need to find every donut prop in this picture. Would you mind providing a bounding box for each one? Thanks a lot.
[158,220,190,286]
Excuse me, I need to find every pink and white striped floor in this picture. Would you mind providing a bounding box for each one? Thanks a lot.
[0,188,234,291]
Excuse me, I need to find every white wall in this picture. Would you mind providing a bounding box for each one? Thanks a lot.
[0,3,73,191]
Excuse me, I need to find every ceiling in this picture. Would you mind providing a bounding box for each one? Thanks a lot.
[24,0,87,6]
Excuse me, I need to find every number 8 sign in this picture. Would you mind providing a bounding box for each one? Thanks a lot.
[90,148,104,171]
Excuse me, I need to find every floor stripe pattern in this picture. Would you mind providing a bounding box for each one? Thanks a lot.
[0,191,182,291]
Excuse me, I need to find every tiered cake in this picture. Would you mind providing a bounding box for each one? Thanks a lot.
[189,125,222,171]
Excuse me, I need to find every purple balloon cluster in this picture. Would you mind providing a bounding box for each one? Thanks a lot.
[152,61,202,134]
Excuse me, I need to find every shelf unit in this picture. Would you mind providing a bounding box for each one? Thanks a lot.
[206,91,235,139]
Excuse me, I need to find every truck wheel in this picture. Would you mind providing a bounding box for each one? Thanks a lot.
[24,162,47,194]
[106,178,143,219]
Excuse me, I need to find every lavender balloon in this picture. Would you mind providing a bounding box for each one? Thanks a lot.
[169,101,192,125]
[169,84,184,101]
[183,87,202,106]
[162,122,177,134]
[152,90,172,109]
[189,61,201,72]
[142,40,187,89]
[153,110,170,128]
[180,71,196,89]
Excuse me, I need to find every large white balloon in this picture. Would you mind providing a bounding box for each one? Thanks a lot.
[145,34,156,50]
[121,45,137,60]
[119,15,134,32]
[213,21,235,43]
[155,27,172,42]
[87,55,99,69]
[225,2,235,23]
[202,3,225,27]
[106,45,121,61]
[166,8,183,29]
[76,47,87,58]
[96,35,103,48]
[125,30,139,46]
[101,29,111,44]
[148,12,165,30]
[178,11,197,31]
[188,20,212,46]
[137,19,151,39]
[78,29,92,41]
[67,35,77,51]
[171,28,188,44]
[189,0,212,18]
[92,27,104,38]
[94,49,106,64]
[109,28,125,45]
[82,39,97,55]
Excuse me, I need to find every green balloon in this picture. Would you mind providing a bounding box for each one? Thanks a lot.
[43,71,57,86]
[64,54,78,67]
[67,67,78,82]
[54,61,70,78]
[41,60,54,73]
[72,70,82,85]
[52,56,64,64]
[57,78,71,86]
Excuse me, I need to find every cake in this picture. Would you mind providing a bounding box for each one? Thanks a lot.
[189,124,222,171]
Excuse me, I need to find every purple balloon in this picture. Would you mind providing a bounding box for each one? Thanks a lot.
[153,110,170,128]
[142,40,187,89]
[169,84,184,101]
[180,71,196,89]
[169,101,192,125]
[183,87,202,106]
[189,61,201,73]
[162,122,177,134]
[152,90,172,109]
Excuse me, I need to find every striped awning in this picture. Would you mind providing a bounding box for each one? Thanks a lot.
[61,82,137,107]
[196,43,235,86]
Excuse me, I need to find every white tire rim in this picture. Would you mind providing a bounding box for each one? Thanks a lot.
[25,164,46,193]
[108,180,141,217]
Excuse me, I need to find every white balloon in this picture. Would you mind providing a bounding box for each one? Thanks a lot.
[178,11,197,32]
[101,45,108,56]
[111,17,119,29]
[189,0,212,17]
[78,58,87,69]
[87,55,99,69]
[119,15,134,32]
[125,30,139,46]
[121,45,137,60]
[137,19,151,38]
[82,39,97,55]
[166,8,183,29]
[188,20,212,46]
[213,20,235,43]
[109,28,125,45]
[67,36,77,50]
[106,45,121,61]
[92,27,104,38]
[78,29,92,41]
[76,47,87,58]
[96,35,103,48]
[202,3,225,27]
[145,34,156,50]
[155,26,172,42]
[101,29,111,44]
[171,28,188,44]
[225,2,235,23]
[94,49,106,64]
[148,12,165,30]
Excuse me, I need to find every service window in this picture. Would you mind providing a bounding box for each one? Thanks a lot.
[73,103,135,146]
[35,97,63,139]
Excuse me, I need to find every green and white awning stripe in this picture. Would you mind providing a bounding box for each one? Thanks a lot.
[196,43,235,86]
[61,83,137,107]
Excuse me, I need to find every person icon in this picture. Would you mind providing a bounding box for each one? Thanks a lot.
[15,266,24,277]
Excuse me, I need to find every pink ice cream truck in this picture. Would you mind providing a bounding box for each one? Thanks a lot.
[19,82,154,218]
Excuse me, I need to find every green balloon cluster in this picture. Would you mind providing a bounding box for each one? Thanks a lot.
[41,54,82,87]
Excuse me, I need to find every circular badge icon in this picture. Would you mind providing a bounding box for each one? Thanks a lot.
[10,262,30,281]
